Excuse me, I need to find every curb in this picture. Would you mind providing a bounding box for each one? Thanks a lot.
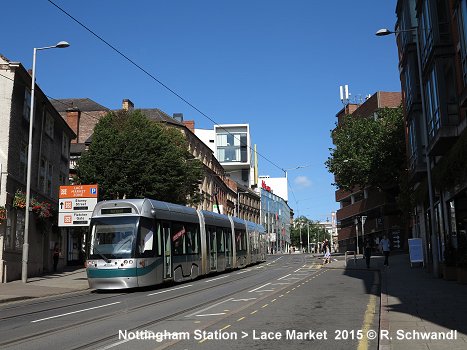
[379,268,390,350]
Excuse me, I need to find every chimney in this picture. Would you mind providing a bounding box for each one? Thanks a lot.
[173,113,184,122]
[66,107,80,143]
[183,120,195,133]
[122,99,134,111]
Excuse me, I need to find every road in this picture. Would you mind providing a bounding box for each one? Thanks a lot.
[0,254,380,350]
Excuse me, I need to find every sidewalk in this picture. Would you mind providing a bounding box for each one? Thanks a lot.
[0,267,89,304]
[340,253,467,350]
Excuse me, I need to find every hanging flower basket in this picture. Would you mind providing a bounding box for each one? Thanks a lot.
[13,190,27,209]
[12,189,54,220]
[32,201,53,220]
[0,205,6,221]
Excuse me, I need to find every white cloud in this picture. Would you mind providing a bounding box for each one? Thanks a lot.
[294,176,312,188]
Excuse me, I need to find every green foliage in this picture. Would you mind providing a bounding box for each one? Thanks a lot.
[290,216,328,248]
[75,110,203,204]
[325,106,406,192]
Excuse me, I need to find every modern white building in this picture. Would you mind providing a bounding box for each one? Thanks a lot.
[258,175,288,202]
[195,124,256,189]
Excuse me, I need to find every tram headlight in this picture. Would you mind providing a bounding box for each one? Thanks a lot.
[124,260,128,265]
[129,260,133,264]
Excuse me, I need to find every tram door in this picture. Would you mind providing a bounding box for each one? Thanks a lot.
[162,222,172,279]
[225,229,232,268]
[209,228,217,271]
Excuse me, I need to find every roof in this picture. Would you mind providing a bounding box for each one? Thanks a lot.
[0,53,10,63]
[70,143,87,154]
[50,98,109,113]
[138,108,184,126]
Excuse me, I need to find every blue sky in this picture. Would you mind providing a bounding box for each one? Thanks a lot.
[2,0,400,221]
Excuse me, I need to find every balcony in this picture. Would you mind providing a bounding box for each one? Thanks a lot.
[335,188,352,202]
[336,191,386,221]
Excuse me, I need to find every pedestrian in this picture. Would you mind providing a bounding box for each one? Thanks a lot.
[364,238,372,268]
[379,235,391,267]
[53,243,60,272]
[323,239,331,264]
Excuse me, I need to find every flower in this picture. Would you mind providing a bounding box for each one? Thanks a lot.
[0,205,6,221]
[12,189,54,220]
[13,190,26,209]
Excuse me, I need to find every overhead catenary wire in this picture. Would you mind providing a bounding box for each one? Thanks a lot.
[46,0,286,176]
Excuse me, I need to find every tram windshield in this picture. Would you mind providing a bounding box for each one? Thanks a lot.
[89,216,138,259]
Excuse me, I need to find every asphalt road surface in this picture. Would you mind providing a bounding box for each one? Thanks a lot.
[0,254,380,350]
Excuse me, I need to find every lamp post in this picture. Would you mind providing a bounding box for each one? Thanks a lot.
[354,217,360,255]
[22,41,70,283]
[282,165,310,179]
[376,27,439,275]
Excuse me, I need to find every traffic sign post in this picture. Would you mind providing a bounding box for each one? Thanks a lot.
[58,185,98,227]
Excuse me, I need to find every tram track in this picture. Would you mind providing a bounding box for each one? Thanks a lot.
[0,260,308,349]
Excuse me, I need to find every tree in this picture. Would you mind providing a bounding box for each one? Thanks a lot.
[290,216,327,250]
[75,110,203,204]
[325,106,406,192]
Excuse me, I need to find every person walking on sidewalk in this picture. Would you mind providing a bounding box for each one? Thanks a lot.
[364,238,372,268]
[53,243,60,272]
[379,235,391,266]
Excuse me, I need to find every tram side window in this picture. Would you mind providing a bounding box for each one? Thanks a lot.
[217,227,225,253]
[185,223,199,255]
[236,229,246,252]
[156,222,162,256]
[138,218,157,258]
[225,228,232,253]
[172,222,186,255]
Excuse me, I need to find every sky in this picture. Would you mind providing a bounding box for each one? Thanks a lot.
[2,0,400,222]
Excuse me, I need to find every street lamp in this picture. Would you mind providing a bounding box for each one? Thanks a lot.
[376,27,438,274]
[282,165,310,179]
[22,41,70,283]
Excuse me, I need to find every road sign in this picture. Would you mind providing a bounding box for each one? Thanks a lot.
[59,185,98,199]
[59,212,93,226]
[58,184,98,227]
[59,198,98,212]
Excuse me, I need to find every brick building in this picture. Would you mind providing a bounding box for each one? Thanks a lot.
[334,92,402,253]
[394,0,467,275]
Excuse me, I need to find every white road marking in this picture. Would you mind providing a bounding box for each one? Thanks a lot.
[232,298,257,302]
[205,275,228,283]
[195,313,226,317]
[31,302,121,323]
[147,284,193,296]
[185,298,233,317]
[277,274,291,280]
[249,283,271,293]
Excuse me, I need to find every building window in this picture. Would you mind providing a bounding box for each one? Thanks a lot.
[15,210,25,250]
[420,0,433,65]
[19,141,28,182]
[216,132,247,163]
[47,163,54,197]
[458,0,467,84]
[38,157,53,196]
[45,112,54,139]
[425,67,440,140]
[59,171,67,186]
[23,89,31,121]
[408,118,417,170]
[403,59,415,109]
[62,132,69,158]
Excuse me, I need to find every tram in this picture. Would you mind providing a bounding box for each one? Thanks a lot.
[85,198,267,289]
